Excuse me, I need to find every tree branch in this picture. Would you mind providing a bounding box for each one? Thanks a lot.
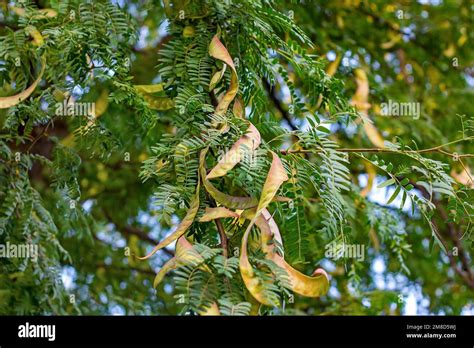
[263,79,298,131]
[103,210,174,257]
[413,183,474,289]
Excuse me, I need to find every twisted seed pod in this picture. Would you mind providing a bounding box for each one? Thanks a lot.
[137,180,200,260]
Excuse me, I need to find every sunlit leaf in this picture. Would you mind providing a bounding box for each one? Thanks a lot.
[386,186,401,205]
[377,178,395,188]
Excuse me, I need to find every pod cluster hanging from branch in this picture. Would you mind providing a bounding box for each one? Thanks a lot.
[138,36,329,314]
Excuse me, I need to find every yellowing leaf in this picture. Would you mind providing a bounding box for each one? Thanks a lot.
[206,123,261,179]
[134,84,174,110]
[457,29,468,47]
[209,35,238,115]
[336,15,344,29]
[0,58,46,109]
[138,181,200,260]
[25,26,44,46]
[144,96,174,110]
[10,6,57,19]
[183,26,195,38]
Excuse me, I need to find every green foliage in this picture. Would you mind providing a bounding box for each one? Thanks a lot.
[0,0,472,315]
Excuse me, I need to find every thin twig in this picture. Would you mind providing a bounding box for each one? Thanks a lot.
[281,137,474,159]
